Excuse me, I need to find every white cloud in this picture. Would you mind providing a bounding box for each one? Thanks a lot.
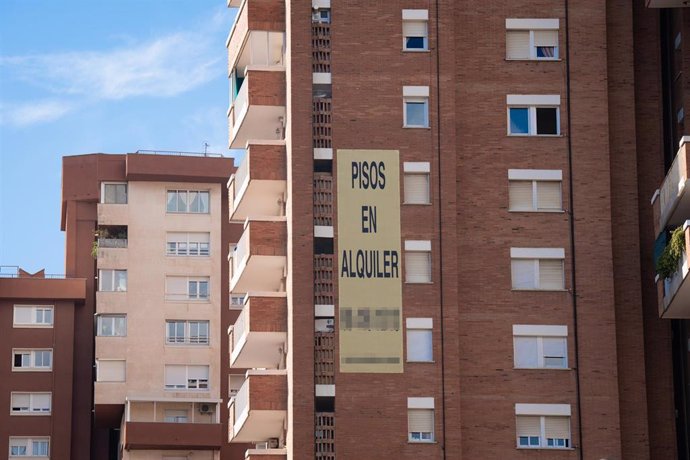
[0,100,74,127]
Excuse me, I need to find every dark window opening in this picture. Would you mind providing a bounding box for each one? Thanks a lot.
[536,107,558,135]
[314,160,332,173]
[315,396,335,413]
[314,237,333,255]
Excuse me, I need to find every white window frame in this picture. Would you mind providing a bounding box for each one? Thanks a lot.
[513,325,568,369]
[100,181,128,204]
[98,269,127,292]
[166,189,210,214]
[9,437,50,457]
[510,248,565,291]
[407,397,435,443]
[406,318,433,363]
[403,162,431,205]
[166,320,210,345]
[506,95,560,136]
[508,169,563,212]
[96,314,127,337]
[402,9,429,52]
[164,365,210,391]
[12,349,53,371]
[13,305,54,328]
[165,276,211,302]
[404,240,432,283]
[505,19,559,61]
[515,403,571,450]
[403,86,430,128]
[166,232,211,257]
[10,392,52,415]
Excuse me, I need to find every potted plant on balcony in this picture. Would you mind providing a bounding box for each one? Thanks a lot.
[656,226,686,279]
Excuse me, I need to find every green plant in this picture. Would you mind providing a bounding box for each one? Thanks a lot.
[91,240,99,259]
[657,226,686,279]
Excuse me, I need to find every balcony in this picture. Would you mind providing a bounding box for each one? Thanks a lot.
[313,173,333,226]
[245,448,287,460]
[228,370,287,443]
[228,143,287,222]
[97,202,128,226]
[658,222,690,318]
[229,294,287,369]
[229,70,287,148]
[227,0,285,72]
[653,137,690,236]
[646,0,690,7]
[229,219,287,293]
[314,255,335,305]
[122,398,222,450]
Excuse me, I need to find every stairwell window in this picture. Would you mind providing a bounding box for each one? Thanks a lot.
[405,240,432,283]
[402,10,429,51]
[404,162,431,204]
[167,190,210,214]
[508,170,562,212]
[513,325,568,369]
[507,95,560,136]
[515,404,571,449]
[511,248,565,290]
[408,397,435,442]
[506,19,559,60]
[403,86,430,128]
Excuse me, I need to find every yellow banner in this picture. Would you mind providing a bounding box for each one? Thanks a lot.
[337,149,402,373]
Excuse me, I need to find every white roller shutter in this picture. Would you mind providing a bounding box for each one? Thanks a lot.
[32,393,51,412]
[188,365,209,380]
[536,181,561,210]
[544,416,570,439]
[516,415,541,438]
[165,276,187,300]
[534,30,558,47]
[404,174,430,204]
[506,30,530,59]
[13,307,33,324]
[403,21,428,38]
[165,365,186,388]
[190,232,211,243]
[511,259,536,289]
[405,252,432,283]
[408,409,434,434]
[509,181,533,210]
[11,393,30,410]
[167,232,187,243]
[538,259,564,290]
[97,360,126,382]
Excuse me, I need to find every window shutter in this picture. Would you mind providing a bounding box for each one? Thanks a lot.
[536,181,561,210]
[167,232,187,243]
[98,360,126,382]
[166,277,187,299]
[32,394,51,411]
[407,329,433,361]
[165,365,186,386]
[405,252,432,283]
[403,21,428,38]
[514,337,539,368]
[191,232,211,243]
[534,30,558,47]
[516,415,541,437]
[544,416,570,439]
[538,259,564,290]
[511,259,536,289]
[408,409,434,433]
[188,365,210,380]
[509,181,534,210]
[14,307,32,324]
[506,30,530,59]
[404,174,430,204]
[12,393,30,408]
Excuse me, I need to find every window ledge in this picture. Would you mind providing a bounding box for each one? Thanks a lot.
[507,134,564,138]
[513,367,572,371]
[403,49,431,53]
[403,126,432,129]
[403,202,433,206]
[511,288,567,292]
[508,209,565,214]
[516,447,574,451]
[505,58,562,62]
[10,412,52,416]
[405,282,434,285]
[11,368,52,373]
[408,440,437,444]
[407,360,435,364]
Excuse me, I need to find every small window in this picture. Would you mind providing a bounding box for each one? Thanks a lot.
[9,437,50,457]
[511,250,565,291]
[312,8,330,23]
[405,241,432,283]
[97,315,127,337]
[513,331,567,369]
[167,190,210,214]
[509,180,562,212]
[164,409,189,423]
[98,269,127,292]
[404,98,429,128]
[507,96,560,136]
[12,349,52,371]
[101,182,128,204]
[96,359,126,382]
[165,276,210,302]
[408,398,434,443]
[506,19,559,60]
[403,23,428,50]
[166,320,210,345]
[516,415,570,449]
[13,305,54,327]
[167,232,211,257]
[407,319,433,362]
[165,365,209,390]
[10,392,51,415]
[404,162,431,204]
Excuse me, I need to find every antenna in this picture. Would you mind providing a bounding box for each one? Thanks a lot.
[203,142,210,156]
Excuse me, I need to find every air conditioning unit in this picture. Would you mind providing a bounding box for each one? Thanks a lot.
[268,438,280,448]
[198,403,214,414]
[255,442,269,450]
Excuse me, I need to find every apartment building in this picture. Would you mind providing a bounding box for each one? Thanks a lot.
[0,268,86,460]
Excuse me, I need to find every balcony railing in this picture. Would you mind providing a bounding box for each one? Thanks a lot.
[654,137,690,235]
[314,174,334,226]
[313,98,332,148]
[315,332,335,385]
[314,255,335,305]
[315,412,335,460]
[312,23,331,73]
[98,238,128,249]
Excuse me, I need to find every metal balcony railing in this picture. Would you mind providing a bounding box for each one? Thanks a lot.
[98,238,128,249]
[314,174,334,226]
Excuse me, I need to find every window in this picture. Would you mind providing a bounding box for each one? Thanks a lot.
[407,318,433,362]
[13,306,53,327]
[403,86,430,128]
[165,276,210,301]
[402,10,428,51]
[506,19,559,60]
[12,349,52,371]
[508,170,562,212]
[404,162,431,204]
[97,315,127,337]
[166,190,210,213]
[101,182,128,204]
[166,232,211,256]
[166,320,210,345]
[96,359,126,382]
[515,404,571,449]
[513,325,568,369]
[164,409,189,423]
[507,95,560,135]
[405,240,432,283]
[312,8,330,23]
[10,393,51,415]
[511,248,565,290]
[9,437,49,457]
[408,397,434,442]
[98,269,127,292]
[165,365,209,390]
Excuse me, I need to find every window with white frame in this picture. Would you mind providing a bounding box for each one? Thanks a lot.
[101,182,128,204]
[405,240,432,283]
[166,320,210,345]
[165,276,210,301]
[406,318,433,362]
[508,169,562,212]
[98,269,127,292]
[511,248,565,290]
[404,162,431,204]
[166,232,211,256]
[507,95,560,136]
[402,10,429,51]
[164,365,209,390]
[96,359,126,382]
[97,315,127,337]
[515,404,571,449]
[403,86,430,128]
[166,190,210,213]
[10,392,51,415]
[9,437,50,457]
[13,306,53,327]
[408,397,434,442]
[513,325,568,369]
[12,349,52,371]
[164,409,189,423]
[506,19,559,60]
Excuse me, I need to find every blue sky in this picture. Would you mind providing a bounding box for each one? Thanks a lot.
[0,0,238,274]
